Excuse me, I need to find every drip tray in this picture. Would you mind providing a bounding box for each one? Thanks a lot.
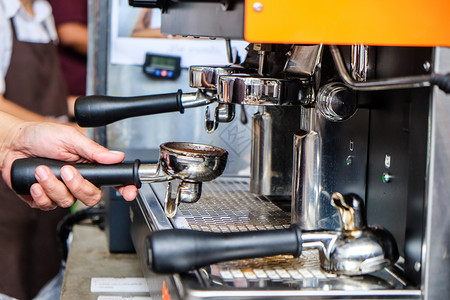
[135,178,420,299]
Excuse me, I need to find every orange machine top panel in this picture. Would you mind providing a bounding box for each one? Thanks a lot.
[244,0,450,47]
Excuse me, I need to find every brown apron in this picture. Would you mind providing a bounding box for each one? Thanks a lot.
[0,19,70,300]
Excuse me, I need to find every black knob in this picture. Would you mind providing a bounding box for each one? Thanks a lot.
[431,73,450,94]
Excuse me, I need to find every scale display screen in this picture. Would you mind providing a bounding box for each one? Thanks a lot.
[143,53,181,79]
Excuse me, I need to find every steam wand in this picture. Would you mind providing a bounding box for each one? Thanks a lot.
[330,45,450,93]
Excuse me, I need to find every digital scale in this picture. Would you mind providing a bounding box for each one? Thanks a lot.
[143,53,181,80]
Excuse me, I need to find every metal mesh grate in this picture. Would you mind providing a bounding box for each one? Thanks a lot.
[148,179,411,293]
[176,179,335,286]
[178,179,290,232]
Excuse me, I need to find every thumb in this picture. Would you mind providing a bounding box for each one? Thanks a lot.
[92,149,126,164]
[66,131,125,164]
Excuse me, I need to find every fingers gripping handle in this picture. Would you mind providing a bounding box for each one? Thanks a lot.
[146,225,303,274]
[11,158,142,195]
[75,90,183,127]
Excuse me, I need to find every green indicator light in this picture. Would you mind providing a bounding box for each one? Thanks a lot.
[382,172,392,183]
[346,156,353,166]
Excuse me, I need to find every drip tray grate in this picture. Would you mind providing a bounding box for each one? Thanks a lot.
[162,179,410,292]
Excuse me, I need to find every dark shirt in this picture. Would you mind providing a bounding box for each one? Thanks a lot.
[49,0,88,96]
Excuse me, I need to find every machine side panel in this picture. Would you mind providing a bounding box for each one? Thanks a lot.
[364,47,432,285]
[423,47,450,300]
[244,0,450,46]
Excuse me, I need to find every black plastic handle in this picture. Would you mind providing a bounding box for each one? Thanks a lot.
[128,0,224,8]
[431,73,450,94]
[146,225,302,274]
[75,90,183,127]
[11,158,141,195]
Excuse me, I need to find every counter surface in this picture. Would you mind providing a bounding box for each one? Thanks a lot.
[60,224,148,299]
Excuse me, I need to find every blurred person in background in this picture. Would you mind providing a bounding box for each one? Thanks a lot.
[48,0,88,117]
[131,8,167,38]
[0,0,84,298]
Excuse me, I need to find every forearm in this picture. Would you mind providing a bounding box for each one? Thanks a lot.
[0,112,27,170]
[0,94,49,122]
[57,23,88,55]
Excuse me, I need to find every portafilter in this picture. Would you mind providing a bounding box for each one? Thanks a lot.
[145,193,399,276]
[11,142,228,217]
[74,66,254,128]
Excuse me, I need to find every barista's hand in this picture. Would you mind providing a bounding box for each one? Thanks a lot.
[0,118,138,210]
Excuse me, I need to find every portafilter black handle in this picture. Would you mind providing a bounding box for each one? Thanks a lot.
[75,90,183,127]
[11,158,142,195]
[146,225,303,274]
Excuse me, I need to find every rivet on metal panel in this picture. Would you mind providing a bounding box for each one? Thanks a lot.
[414,261,421,272]
[423,61,431,72]
[253,2,263,12]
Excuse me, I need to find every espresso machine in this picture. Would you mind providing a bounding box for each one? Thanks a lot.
[10,0,450,299]
[121,1,448,297]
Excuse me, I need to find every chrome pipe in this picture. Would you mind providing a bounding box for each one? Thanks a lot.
[330,45,431,91]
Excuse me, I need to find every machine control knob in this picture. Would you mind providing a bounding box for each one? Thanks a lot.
[317,82,358,121]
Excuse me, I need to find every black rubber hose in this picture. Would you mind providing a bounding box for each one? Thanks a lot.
[57,207,105,262]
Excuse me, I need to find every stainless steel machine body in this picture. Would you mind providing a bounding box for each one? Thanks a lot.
[130,179,420,300]
[88,1,450,299]
[132,50,447,300]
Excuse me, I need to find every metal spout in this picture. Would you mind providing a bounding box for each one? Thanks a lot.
[301,193,399,275]
[164,181,202,218]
